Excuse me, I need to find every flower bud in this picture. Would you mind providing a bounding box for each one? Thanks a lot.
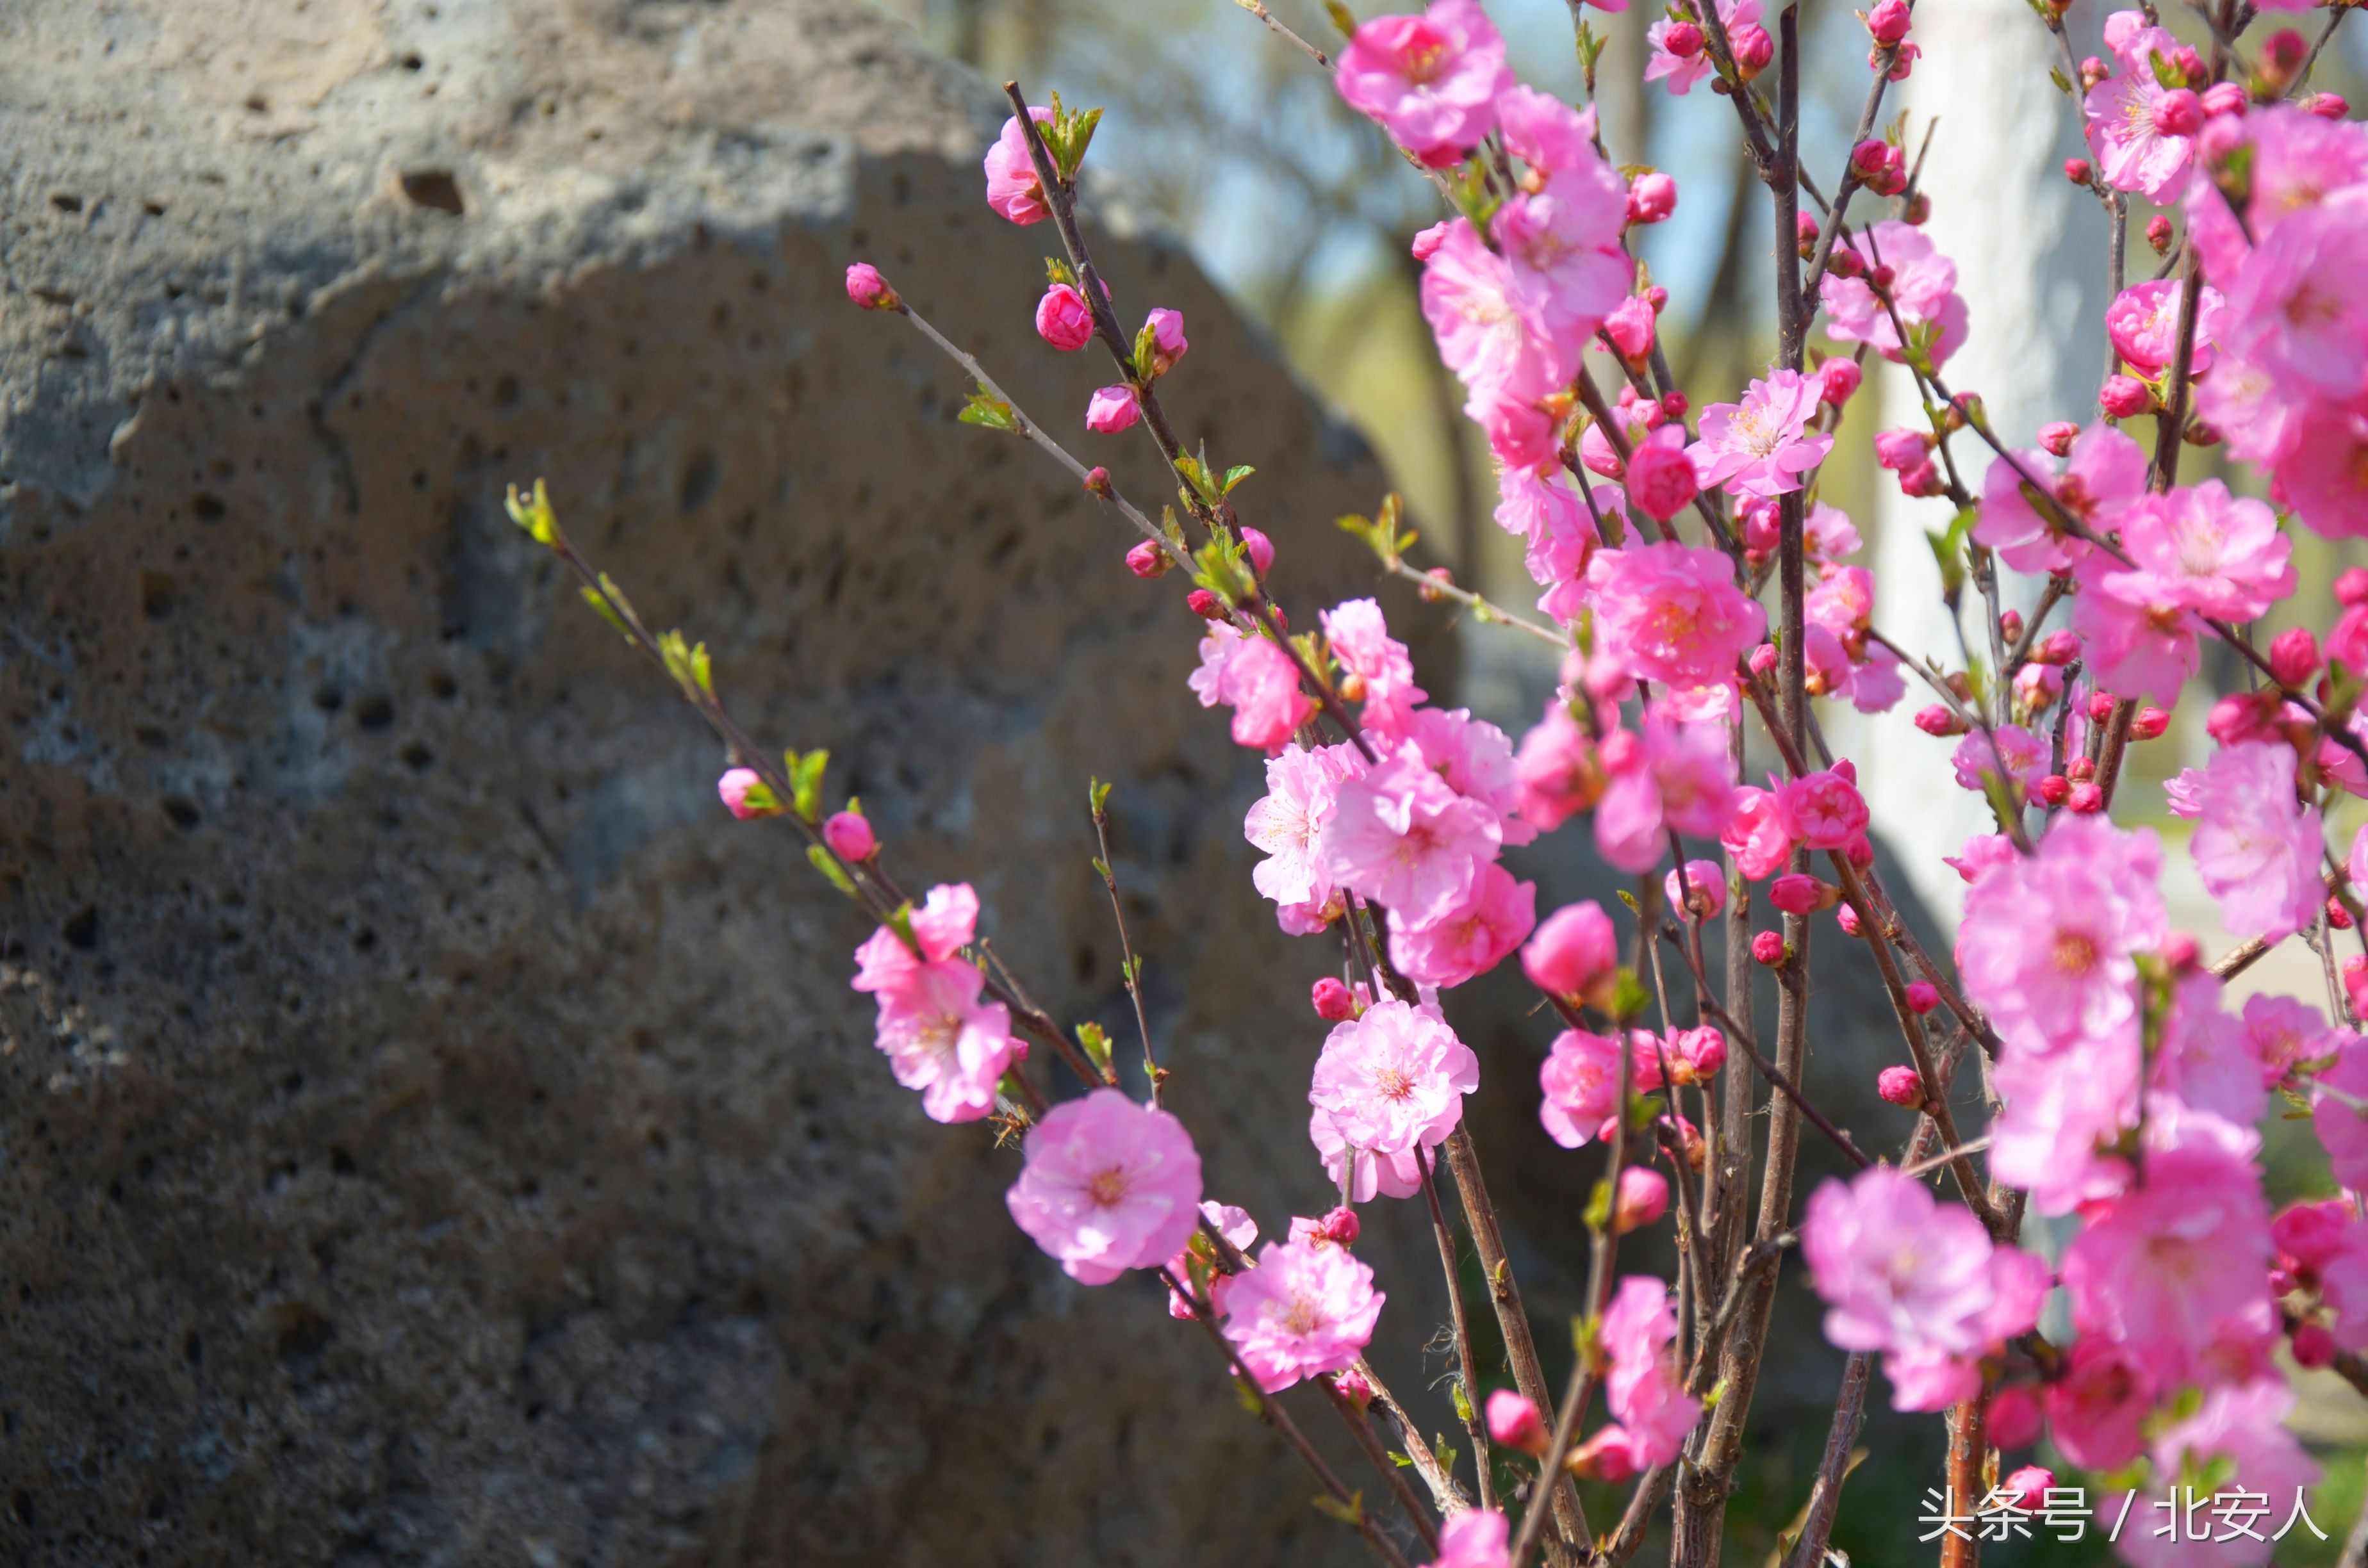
[1905,980,1940,1015]
[1877,1065,1925,1107]
[1732,22,1775,77]
[1998,607,2023,643]
[2066,781,2105,813]
[1989,1385,2043,1451]
[1770,874,1836,915]
[1914,704,1968,737]
[2146,214,2174,256]
[2344,954,2368,1020]
[1850,138,1891,180]
[1818,357,1863,407]
[1569,1427,1640,1483]
[1679,1025,1728,1078]
[2164,933,2201,972]
[2088,691,2118,724]
[1524,902,1620,1004]
[2332,897,2356,932]
[1743,508,1782,553]
[844,262,898,310]
[1035,282,1094,350]
[1332,1367,1376,1410]
[1899,459,1945,498]
[1797,211,1820,256]
[823,808,876,862]
[1661,391,1690,420]
[1410,221,1450,263]
[1666,19,1704,57]
[1866,0,1911,46]
[1626,437,1700,521]
[2036,773,2071,806]
[2129,706,2170,740]
[1873,428,1930,471]
[2065,156,2094,186]
[1143,307,1189,375]
[2151,88,2203,138]
[1902,191,1930,224]
[1666,858,1728,920]
[1311,976,1360,1022]
[2339,568,2368,608]
[2311,92,2353,120]
[1486,1389,1550,1455]
[2035,630,2080,665]
[718,767,782,821]
[1627,171,1679,225]
[1311,1205,1361,1246]
[1614,1167,1671,1233]
[2201,81,2247,119]
[1087,384,1142,433]
[2208,690,2280,746]
[1240,526,1276,578]
[1828,247,1865,279]
[2262,29,2310,86]
[2003,1466,2055,1510]
[2066,756,2096,783]
[1186,588,1224,620]
[2099,375,2151,419]
[1125,539,1171,579]
[1752,929,1787,965]
[1837,902,1862,936]
[2295,1321,2339,1368]
[1606,295,1658,363]
[2169,44,2204,81]
[2038,421,2080,458]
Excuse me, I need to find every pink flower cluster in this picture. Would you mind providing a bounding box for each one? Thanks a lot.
[850,883,1018,1123]
[1308,999,1479,1200]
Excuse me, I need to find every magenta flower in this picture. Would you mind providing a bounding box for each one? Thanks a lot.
[1513,701,1602,831]
[1319,744,1503,927]
[1220,1235,1385,1392]
[1323,598,1428,742]
[1493,464,1599,594]
[2271,397,2368,540]
[2105,277,2224,377]
[1946,723,2048,796]
[2190,740,2325,942]
[1333,0,1513,167]
[1585,542,1766,694]
[1427,1507,1511,1568]
[2081,29,2195,202]
[1820,220,1968,368]
[1687,368,1834,498]
[2069,561,2201,706]
[1647,0,1759,96]
[983,108,1053,225]
[1593,708,1742,876]
[1957,815,2166,1057]
[1972,420,2147,575]
[1085,383,1141,433]
[822,809,876,863]
[1404,706,1534,845]
[1005,1088,1204,1285]
[2061,1115,2276,1390]
[2115,1382,2319,1568]
[1491,143,1632,366]
[1523,899,1619,1003]
[1539,1028,1626,1149]
[1772,767,1869,851]
[1245,740,1369,925]
[1308,997,1479,1167]
[1189,624,1315,750]
[2044,1338,2155,1471]
[1035,282,1094,351]
[1142,307,1188,374]
[1665,858,1727,919]
[1388,863,1537,988]
[1720,786,1794,880]
[2218,194,2368,398]
[1597,1276,1702,1465]
[2314,1031,2368,1193]
[2118,480,2296,621]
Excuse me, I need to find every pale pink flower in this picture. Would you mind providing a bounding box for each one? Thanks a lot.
[2105,277,2225,377]
[2116,1381,2318,1568]
[718,767,779,820]
[1497,85,1595,177]
[2044,1338,2156,1472]
[1086,384,1140,433]
[1820,221,1969,368]
[1007,1088,1205,1285]
[1523,900,1620,1003]
[1421,220,1569,469]
[1805,565,1873,644]
[1598,1276,1703,1466]
[1390,863,1537,988]
[1720,786,1794,880]
[1495,464,1599,591]
[2272,396,2368,540]
[1320,743,1503,926]
[1333,0,1514,167]
[1687,368,1835,498]
[1404,706,1536,845]
[2314,1029,2368,1193]
[867,958,1015,1124]
[1221,1236,1385,1391]
[2189,739,2325,942]
[1647,0,1759,95]
[2149,972,2267,1125]
[1190,625,1315,749]
[1492,145,1632,366]
[1035,283,1094,351]
[1427,1508,1511,1568]
[1990,1029,2143,1216]
[2185,103,2368,281]
[851,880,978,995]
[2217,190,2368,398]
[2242,992,2329,1085]
[1310,1109,1423,1202]
[1539,1028,1626,1148]
[1804,500,1862,563]
[2069,562,2201,706]
[1958,815,2167,1057]
[1513,701,1603,831]
[1845,638,1907,714]
[1804,1164,2005,1359]
[2062,1113,2276,1389]
[1972,421,2147,575]
[1245,741,1369,919]
[2081,21,2194,202]
[1946,723,2049,796]
[983,108,1053,225]
[2119,480,2296,621]
[1322,598,1427,742]
[1594,710,1741,875]
[1772,767,1869,851]
[1167,1202,1259,1319]
[1585,543,1766,694]
[1665,858,1727,919]
[1309,997,1478,1167]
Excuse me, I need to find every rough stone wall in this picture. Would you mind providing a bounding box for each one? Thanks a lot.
[0,3,1452,1564]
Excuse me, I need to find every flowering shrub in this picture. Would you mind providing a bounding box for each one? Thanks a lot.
[501,2,2368,1564]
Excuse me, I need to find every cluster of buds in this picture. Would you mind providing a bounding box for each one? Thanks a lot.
[1848,137,1909,198]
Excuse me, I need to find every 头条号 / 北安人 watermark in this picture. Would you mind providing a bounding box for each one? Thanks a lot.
[1918,1484,2326,1544]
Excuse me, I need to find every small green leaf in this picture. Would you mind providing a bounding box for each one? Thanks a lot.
[1323,0,1356,36]
[1045,256,1077,287]
[1236,1377,1265,1416]
[785,748,830,823]
[807,843,857,894]
[1090,777,1114,816]
[885,901,919,952]
[1609,966,1651,1024]
[1388,1450,1414,1469]
[2148,48,2182,90]
[579,585,634,641]
[1451,1381,1474,1425]
[1615,890,1641,915]
[1090,856,1112,881]
[958,381,1019,432]
[1221,464,1256,495]
[504,478,561,546]
[1077,1021,1113,1070]
[1585,1178,1614,1233]
[2049,65,2072,96]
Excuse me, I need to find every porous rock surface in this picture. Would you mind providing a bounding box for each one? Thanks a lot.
[0,3,1452,1564]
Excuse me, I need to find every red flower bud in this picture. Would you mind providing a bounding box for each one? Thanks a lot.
[1187,588,1224,619]
[1311,1205,1361,1246]
[1866,0,1911,46]
[1850,138,1891,180]
[1311,977,1358,1022]
[2295,1321,2339,1369]
[2036,774,2071,807]
[1906,981,1941,1015]
[2262,29,2310,81]
[844,261,899,310]
[1914,704,1968,737]
[2000,608,2024,644]
[1665,19,1704,57]
[2152,88,2203,138]
[2064,157,2093,186]
[1241,525,1276,578]
[2038,421,2080,458]
[1877,1065,1925,1107]
[2308,93,2349,120]
[2036,630,2080,665]
[1752,929,1787,965]
[2164,933,2200,972]
[823,809,877,862]
[1627,171,1679,225]
[1731,22,1774,76]
[2146,214,2174,256]
[1661,390,1690,420]
[2331,897,2356,933]
[1818,357,1863,407]
[2088,691,2118,724]
[1770,874,1834,915]
[2067,781,2105,813]
[2067,756,2096,783]
[2201,81,2248,119]
[1750,642,1779,676]
[2099,375,2152,419]
[2130,706,2170,740]
[1125,539,1171,579]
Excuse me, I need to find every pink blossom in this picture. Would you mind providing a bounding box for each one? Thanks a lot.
[1665,858,1727,919]
[1221,1236,1385,1391]
[863,956,1015,1124]
[2272,396,2368,540]
[1421,220,1568,468]
[1720,786,1795,879]
[983,109,1055,224]
[844,262,894,309]
[2106,277,2225,377]
[1404,706,1535,845]
[2196,350,2306,468]
[718,767,780,820]
[1513,701,1603,831]
[2314,1030,2368,1192]
[2062,1115,2276,1389]
[1773,768,1869,851]
[1946,724,2049,796]
[1586,543,1766,693]
[1142,307,1188,373]
[851,881,977,995]
[1333,0,1514,167]
[1086,384,1140,433]
[2242,992,2329,1084]
[2185,103,2368,280]
[2044,1338,2155,1471]
[1035,282,1094,350]
[1497,85,1595,176]
[1309,997,1478,1177]
[2116,1381,2318,1568]
[1524,900,1620,1004]
[1615,1167,1670,1232]
[1540,1028,1626,1148]
[1594,710,1741,875]
[2189,740,2324,942]
[2082,26,2194,202]
[1687,368,1836,498]
[1486,1389,1547,1453]
[2149,972,2267,1125]
[1492,142,1632,366]
[2217,192,2368,399]
[1320,743,1503,926]
[2069,561,2201,706]
[1494,466,1599,593]
[1323,598,1427,742]
[1959,815,2166,1056]
[1390,863,1537,988]
[1245,741,1369,922]
[823,810,876,862]
[1604,293,1657,362]
[1805,500,1862,562]
[1647,0,1759,95]
[1989,1026,2143,1216]
[1167,1202,1259,1319]
[1598,1277,1702,1466]
[1820,220,1969,368]
[1007,1088,1204,1284]
[2119,480,2296,621]
[1623,427,1702,521]
[1971,421,2147,575]
[1427,1509,1511,1568]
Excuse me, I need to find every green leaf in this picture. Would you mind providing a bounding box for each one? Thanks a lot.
[785,748,830,823]
[1221,464,1256,495]
[1609,966,1651,1024]
[1310,1492,1365,1528]
[1045,256,1077,287]
[958,382,1020,433]
[807,843,857,894]
[504,478,561,546]
[1077,1021,1113,1070]
[1388,1450,1414,1469]
[1090,776,1114,816]
[579,585,634,642]
[885,901,918,952]
[1323,0,1357,36]
[1235,1377,1265,1416]
[1584,1177,1614,1234]
[1451,1380,1474,1425]
[2148,48,2182,90]
[1575,17,1605,80]
[2049,65,2072,96]
[1090,856,1112,881]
